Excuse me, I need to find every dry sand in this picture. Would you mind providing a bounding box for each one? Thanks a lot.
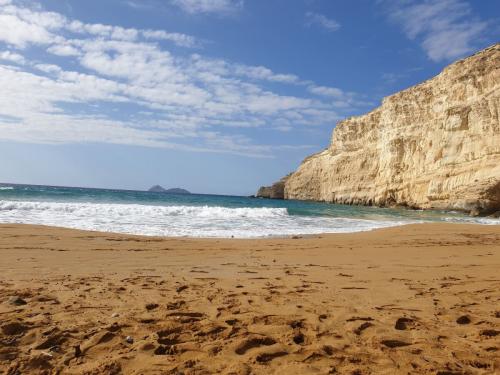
[0,223,499,374]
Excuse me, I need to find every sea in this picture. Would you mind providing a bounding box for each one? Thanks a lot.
[0,183,498,238]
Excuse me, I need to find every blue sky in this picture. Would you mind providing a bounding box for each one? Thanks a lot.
[0,0,498,195]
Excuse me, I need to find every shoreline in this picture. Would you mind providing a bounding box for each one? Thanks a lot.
[1,221,499,244]
[0,218,499,240]
[0,219,500,240]
[0,222,420,240]
[1,223,499,374]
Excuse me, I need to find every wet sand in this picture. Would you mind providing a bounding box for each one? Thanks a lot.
[0,223,499,374]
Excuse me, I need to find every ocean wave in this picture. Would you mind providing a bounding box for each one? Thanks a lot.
[0,187,14,191]
[0,201,289,218]
[0,199,409,238]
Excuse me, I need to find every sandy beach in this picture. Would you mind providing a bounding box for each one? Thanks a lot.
[0,223,499,374]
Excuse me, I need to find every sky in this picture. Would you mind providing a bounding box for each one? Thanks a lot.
[0,0,498,195]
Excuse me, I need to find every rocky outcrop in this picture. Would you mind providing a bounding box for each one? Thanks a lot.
[285,44,500,215]
[256,175,291,199]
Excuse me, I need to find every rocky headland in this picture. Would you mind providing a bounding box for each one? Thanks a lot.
[265,44,499,215]
[256,175,290,199]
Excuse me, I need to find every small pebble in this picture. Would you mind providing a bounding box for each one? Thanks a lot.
[111,313,119,318]
[125,336,134,344]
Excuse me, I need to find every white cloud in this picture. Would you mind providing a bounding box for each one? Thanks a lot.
[308,85,344,99]
[382,0,489,61]
[0,3,198,49]
[307,84,370,111]
[67,21,140,42]
[234,65,299,83]
[305,12,340,32]
[141,30,198,48]
[47,43,81,56]
[189,55,300,84]
[0,13,58,48]
[0,1,360,157]
[171,0,243,14]
[0,50,25,64]
[34,63,62,74]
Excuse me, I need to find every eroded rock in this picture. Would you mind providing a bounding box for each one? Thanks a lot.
[284,44,500,215]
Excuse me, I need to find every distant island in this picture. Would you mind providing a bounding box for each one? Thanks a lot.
[148,185,191,194]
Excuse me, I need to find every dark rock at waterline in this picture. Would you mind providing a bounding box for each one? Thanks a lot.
[256,174,291,200]
[488,210,500,218]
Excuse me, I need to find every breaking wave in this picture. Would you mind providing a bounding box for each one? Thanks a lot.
[0,200,410,238]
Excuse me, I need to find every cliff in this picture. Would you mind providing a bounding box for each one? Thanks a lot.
[285,44,500,215]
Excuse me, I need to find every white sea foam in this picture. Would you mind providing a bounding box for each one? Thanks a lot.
[0,200,413,238]
[0,187,13,190]
[443,216,500,225]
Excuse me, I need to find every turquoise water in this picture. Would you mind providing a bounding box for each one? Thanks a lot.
[0,183,498,238]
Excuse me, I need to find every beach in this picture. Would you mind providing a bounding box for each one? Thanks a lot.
[1,223,499,374]
[1,1,498,375]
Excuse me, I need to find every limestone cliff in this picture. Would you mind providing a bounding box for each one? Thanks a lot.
[285,44,500,215]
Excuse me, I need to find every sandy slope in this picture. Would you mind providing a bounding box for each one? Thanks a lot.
[0,223,499,374]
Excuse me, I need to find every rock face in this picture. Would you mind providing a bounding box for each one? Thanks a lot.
[285,44,500,215]
[256,175,290,199]
[148,185,191,194]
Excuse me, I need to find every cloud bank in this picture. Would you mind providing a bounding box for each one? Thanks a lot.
[0,1,360,157]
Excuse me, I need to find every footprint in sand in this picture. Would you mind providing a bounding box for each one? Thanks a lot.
[354,322,373,335]
[292,332,305,344]
[166,311,205,323]
[395,317,415,330]
[255,348,288,363]
[1,322,29,335]
[480,329,499,337]
[346,316,373,322]
[318,314,328,322]
[166,300,186,310]
[456,315,471,325]
[380,339,412,348]
[234,335,276,355]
